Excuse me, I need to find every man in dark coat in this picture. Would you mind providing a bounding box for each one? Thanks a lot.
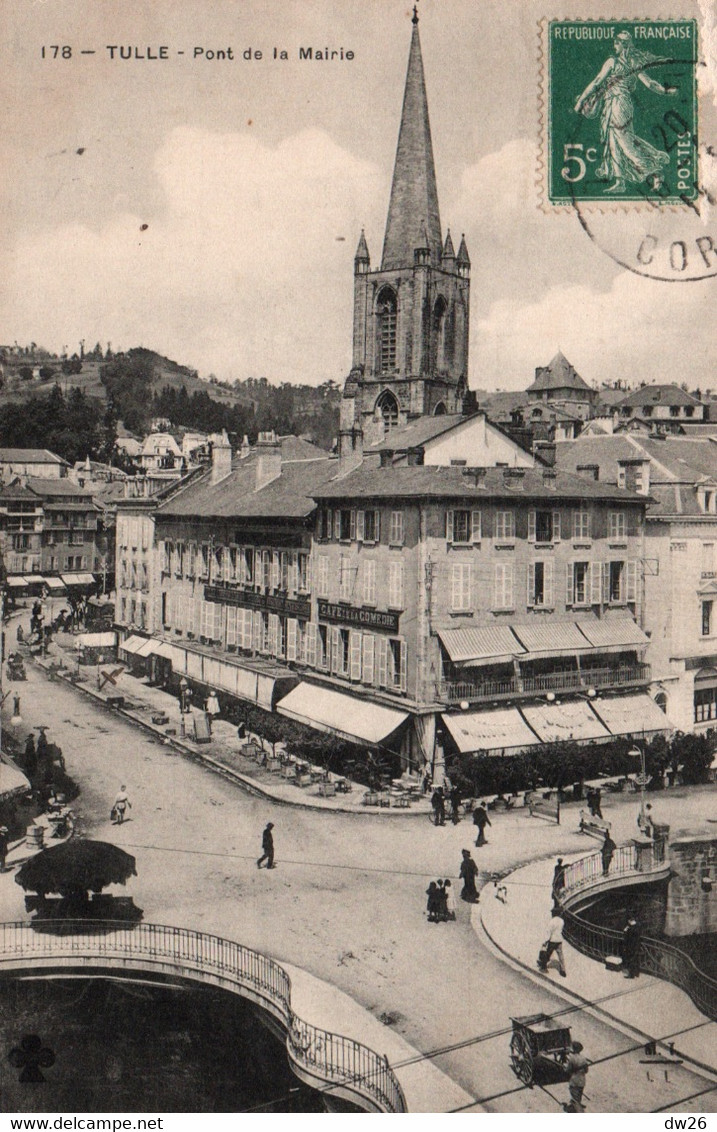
[257,822,275,869]
[449,785,462,825]
[473,802,491,846]
[622,916,641,978]
[431,787,446,826]
[601,830,616,876]
[552,857,566,900]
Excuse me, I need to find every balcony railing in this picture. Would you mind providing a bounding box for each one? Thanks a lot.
[0,920,407,1113]
[439,663,651,705]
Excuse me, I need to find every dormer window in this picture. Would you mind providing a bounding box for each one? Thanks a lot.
[699,487,717,514]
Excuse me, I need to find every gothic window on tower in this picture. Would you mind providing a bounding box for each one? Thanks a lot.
[431,296,447,372]
[376,389,399,434]
[377,287,397,373]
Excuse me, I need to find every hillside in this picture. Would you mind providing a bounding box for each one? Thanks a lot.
[0,346,341,451]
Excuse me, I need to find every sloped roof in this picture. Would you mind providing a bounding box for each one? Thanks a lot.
[157,454,336,520]
[615,384,702,409]
[527,352,592,394]
[368,413,469,452]
[25,477,95,500]
[0,448,67,465]
[0,482,41,501]
[316,464,646,503]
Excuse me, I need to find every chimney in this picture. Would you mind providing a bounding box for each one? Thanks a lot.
[338,427,364,476]
[210,430,232,485]
[380,449,394,468]
[542,467,558,490]
[239,434,251,460]
[255,437,282,491]
[534,440,556,467]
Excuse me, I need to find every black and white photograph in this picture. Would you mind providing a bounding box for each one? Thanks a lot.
[0,0,716,1120]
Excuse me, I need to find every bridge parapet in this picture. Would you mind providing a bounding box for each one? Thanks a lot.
[0,920,406,1114]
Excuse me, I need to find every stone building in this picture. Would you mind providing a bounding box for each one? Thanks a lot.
[526,352,598,421]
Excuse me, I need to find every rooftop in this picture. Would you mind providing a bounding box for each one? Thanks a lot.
[614,384,703,409]
[527,352,592,395]
[0,448,68,465]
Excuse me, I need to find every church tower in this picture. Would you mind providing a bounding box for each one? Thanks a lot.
[340,8,471,456]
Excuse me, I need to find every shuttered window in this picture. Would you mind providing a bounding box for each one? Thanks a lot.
[451,563,472,611]
[493,564,513,610]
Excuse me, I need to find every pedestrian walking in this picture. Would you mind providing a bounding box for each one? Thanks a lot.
[601,830,616,876]
[435,879,448,922]
[206,691,220,734]
[444,879,457,921]
[552,857,566,900]
[422,769,432,794]
[472,802,491,846]
[622,915,641,978]
[112,786,132,824]
[638,802,655,839]
[257,822,275,869]
[0,826,9,872]
[563,1040,590,1112]
[459,849,480,903]
[449,784,461,824]
[586,787,596,817]
[426,881,439,922]
[538,907,567,977]
[593,788,603,819]
[431,787,446,826]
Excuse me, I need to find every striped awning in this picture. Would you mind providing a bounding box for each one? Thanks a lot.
[61,573,96,587]
[591,694,674,736]
[577,617,648,651]
[520,700,611,743]
[43,576,67,591]
[511,621,594,657]
[438,626,524,666]
[120,635,147,655]
[0,757,31,800]
[441,708,539,754]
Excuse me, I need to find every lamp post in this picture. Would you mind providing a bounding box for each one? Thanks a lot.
[629,743,646,828]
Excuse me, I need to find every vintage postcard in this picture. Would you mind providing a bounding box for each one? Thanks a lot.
[0,0,716,1122]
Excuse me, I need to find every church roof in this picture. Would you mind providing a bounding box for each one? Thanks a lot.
[457,234,470,266]
[354,229,370,263]
[527,352,591,394]
[381,16,442,270]
[442,230,456,260]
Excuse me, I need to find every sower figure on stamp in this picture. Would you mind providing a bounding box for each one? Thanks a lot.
[574,32,676,194]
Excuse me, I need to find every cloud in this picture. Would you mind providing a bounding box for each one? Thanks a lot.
[1,126,387,383]
[474,271,716,392]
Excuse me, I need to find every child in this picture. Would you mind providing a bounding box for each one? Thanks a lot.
[444,879,457,920]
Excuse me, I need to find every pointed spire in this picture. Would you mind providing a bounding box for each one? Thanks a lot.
[457,233,471,275]
[381,17,442,271]
[354,228,370,274]
[442,228,456,263]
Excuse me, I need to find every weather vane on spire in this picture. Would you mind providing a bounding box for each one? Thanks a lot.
[412,3,419,25]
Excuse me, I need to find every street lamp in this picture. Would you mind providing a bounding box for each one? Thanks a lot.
[628,744,646,828]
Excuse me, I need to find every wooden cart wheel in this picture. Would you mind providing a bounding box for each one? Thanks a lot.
[510,1031,534,1085]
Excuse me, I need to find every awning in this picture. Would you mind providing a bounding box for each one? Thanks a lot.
[591,693,674,736]
[512,621,593,658]
[438,626,524,666]
[5,577,28,589]
[276,683,408,746]
[134,638,157,658]
[61,573,96,587]
[148,640,174,660]
[441,708,539,754]
[0,757,31,800]
[24,575,45,585]
[577,617,649,652]
[521,700,611,743]
[120,635,147,655]
[43,576,67,592]
[76,632,117,648]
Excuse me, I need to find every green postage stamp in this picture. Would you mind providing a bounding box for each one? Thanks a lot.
[545,19,698,204]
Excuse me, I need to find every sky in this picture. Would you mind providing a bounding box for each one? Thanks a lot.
[1,0,716,394]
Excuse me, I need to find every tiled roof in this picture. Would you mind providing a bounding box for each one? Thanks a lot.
[25,477,95,500]
[527,352,592,394]
[0,448,67,464]
[0,482,41,501]
[615,384,702,409]
[368,413,473,452]
[157,455,336,520]
[316,463,646,503]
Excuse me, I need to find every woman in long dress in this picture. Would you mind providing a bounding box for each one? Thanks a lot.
[574,31,676,193]
[459,849,480,903]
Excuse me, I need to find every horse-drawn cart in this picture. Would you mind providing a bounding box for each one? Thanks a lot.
[509,1014,572,1085]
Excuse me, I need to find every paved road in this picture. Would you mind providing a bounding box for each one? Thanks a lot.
[1,660,714,1113]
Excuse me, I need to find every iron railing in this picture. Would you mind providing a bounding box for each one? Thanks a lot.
[560,848,717,1022]
[440,663,651,704]
[0,920,406,1113]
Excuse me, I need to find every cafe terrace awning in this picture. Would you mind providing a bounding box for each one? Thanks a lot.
[43,576,67,592]
[437,625,525,667]
[0,757,31,801]
[119,635,147,655]
[577,617,649,652]
[511,621,594,660]
[61,573,96,587]
[277,683,408,747]
[520,700,611,743]
[75,632,117,649]
[5,577,29,589]
[441,708,539,754]
[591,693,674,736]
